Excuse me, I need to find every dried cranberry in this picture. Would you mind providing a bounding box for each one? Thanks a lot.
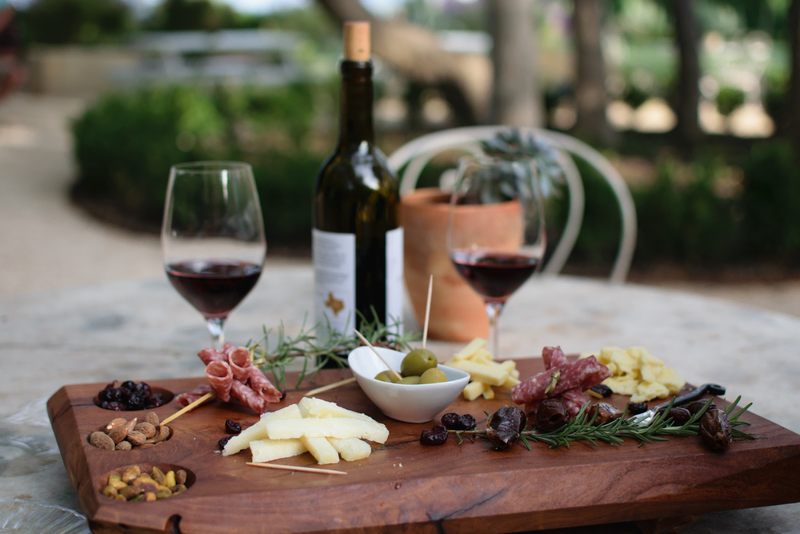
[627,402,648,415]
[135,382,152,397]
[104,381,117,390]
[225,419,242,434]
[420,426,448,446]
[106,402,127,411]
[146,396,162,409]
[667,407,692,426]
[590,384,613,398]
[121,380,136,391]
[100,401,110,409]
[127,393,144,410]
[117,387,131,401]
[97,389,113,403]
[219,436,232,449]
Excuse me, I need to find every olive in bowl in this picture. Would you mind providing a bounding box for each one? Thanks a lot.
[348,347,470,423]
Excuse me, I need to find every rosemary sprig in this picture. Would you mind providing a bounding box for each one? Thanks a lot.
[450,396,755,449]
[246,309,419,390]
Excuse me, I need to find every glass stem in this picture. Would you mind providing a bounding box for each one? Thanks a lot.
[206,318,225,350]
[485,302,504,358]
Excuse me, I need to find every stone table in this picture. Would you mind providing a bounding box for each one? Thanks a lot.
[2,267,799,532]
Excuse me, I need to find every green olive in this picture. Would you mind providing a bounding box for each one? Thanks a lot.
[401,348,438,377]
[374,370,400,383]
[419,367,448,384]
[398,376,420,384]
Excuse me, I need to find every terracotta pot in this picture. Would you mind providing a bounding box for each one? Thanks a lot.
[400,188,523,342]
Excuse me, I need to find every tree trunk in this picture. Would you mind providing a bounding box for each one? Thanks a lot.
[489,0,543,127]
[673,0,702,149]
[572,0,613,143]
[789,0,800,152]
[316,0,492,125]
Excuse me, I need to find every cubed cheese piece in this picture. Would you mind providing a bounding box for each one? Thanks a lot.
[298,397,376,423]
[250,438,306,463]
[447,359,509,386]
[656,367,685,394]
[497,360,516,372]
[301,436,339,465]
[453,338,486,360]
[470,348,494,363]
[265,417,389,443]
[463,380,485,401]
[223,404,302,456]
[481,383,495,400]
[328,437,371,461]
[510,369,520,379]
[631,381,670,403]
[602,376,639,396]
[501,375,521,389]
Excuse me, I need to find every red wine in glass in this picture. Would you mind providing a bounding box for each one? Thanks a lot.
[166,260,262,320]
[450,250,540,304]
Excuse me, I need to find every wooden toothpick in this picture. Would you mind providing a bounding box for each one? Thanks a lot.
[247,462,347,476]
[353,329,403,381]
[161,392,215,425]
[422,274,433,349]
[304,377,357,397]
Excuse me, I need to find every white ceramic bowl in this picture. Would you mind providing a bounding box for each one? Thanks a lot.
[348,346,470,423]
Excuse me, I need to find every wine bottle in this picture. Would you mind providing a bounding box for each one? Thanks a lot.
[312,21,403,338]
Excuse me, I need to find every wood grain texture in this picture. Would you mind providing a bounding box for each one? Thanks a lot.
[47,359,800,534]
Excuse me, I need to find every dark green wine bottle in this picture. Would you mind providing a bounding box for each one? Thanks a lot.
[312,21,403,337]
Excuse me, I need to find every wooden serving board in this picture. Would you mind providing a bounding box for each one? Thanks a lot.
[48,359,800,534]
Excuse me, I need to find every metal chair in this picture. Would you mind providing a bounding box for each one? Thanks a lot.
[387,126,637,283]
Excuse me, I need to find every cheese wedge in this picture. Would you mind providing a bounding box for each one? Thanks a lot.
[328,437,371,461]
[250,438,306,463]
[265,417,389,443]
[223,404,302,456]
[298,397,376,423]
[301,436,339,465]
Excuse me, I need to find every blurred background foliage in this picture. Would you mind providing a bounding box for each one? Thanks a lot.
[12,0,800,274]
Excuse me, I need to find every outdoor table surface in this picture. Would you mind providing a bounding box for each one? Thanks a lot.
[2,265,799,533]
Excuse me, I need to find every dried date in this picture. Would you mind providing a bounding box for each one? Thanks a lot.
[486,406,527,450]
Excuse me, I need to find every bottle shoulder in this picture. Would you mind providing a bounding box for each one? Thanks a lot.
[315,144,398,191]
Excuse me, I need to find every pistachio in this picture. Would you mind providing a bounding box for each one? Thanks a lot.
[151,466,166,485]
[164,470,176,488]
[171,484,187,495]
[90,431,115,450]
[130,494,144,502]
[133,479,159,493]
[114,494,127,501]
[134,422,156,439]
[108,475,126,490]
[126,431,146,447]
[145,492,157,502]
[102,485,118,498]
[107,425,128,444]
[121,465,140,483]
[146,412,160,426]
[175,469,187,485]
[115,441,132,451]
[156,489,172,500]
[105,418,127,434]
[119,485,142,499]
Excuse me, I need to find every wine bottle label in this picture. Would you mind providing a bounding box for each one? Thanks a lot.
[313,228,356,336]
[385,226,404,334]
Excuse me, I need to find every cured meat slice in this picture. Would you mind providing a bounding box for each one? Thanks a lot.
[560,387,587,417]
[227,346,252,381]
[231,379,268,414]
[221,342,235,356]
[205,361,233,402]
[198,348,224,365]
[246,366,283,403]
[542,346,568,369]
[512,353,611,404]
[175,384,214,407]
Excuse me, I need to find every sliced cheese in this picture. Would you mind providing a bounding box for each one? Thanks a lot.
[328,437,371,461]
[223,404,302,456]
[301,436,339,465]
[250,438,306,463]
[265,417,389,444]
[453,338,486,360]
[447,359,509,386]
[298,397,376,423]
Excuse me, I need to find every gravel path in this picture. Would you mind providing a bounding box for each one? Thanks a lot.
[1,93,798,318]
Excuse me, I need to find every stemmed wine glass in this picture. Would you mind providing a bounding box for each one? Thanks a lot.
[161,162,266,348]
[446,155,546,357]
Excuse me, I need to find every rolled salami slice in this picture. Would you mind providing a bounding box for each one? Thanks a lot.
[512,352,611,404]
[205,361,233,403]
[198,348,224,365]
[221,342,235,356]
[227,346,252,381]
[231,379,268,414]
[246,366,283,403]
[175,384,214,407]
[560,387,587,417]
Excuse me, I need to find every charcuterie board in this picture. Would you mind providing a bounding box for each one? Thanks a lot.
[48,359,800,534]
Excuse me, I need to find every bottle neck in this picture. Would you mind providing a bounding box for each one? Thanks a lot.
[338,60,374,149]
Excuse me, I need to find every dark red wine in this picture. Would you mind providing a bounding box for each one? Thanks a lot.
[166,260,261,319]
[451,251,540,303]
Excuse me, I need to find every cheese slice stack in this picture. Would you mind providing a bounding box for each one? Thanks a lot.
[223,397,387,465]
[444,337,520,401]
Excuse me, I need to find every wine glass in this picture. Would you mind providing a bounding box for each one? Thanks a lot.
[161,162,266,348]
[446,155,546,358]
